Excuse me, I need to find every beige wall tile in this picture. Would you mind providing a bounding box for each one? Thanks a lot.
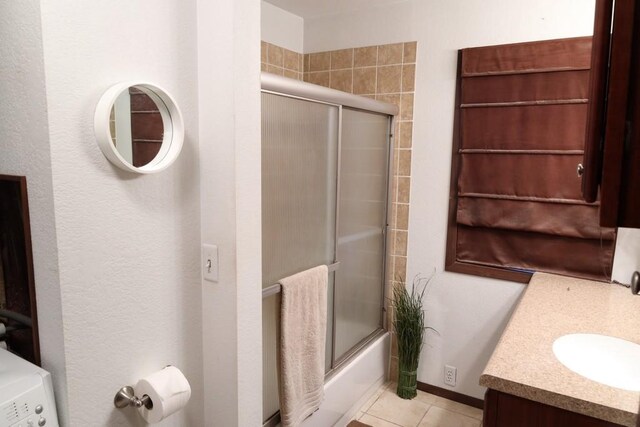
[396,204,409,230]
[304,54,310,72]
[403,41,417,63]
[377,65,402,94]
[283,69,299,80]
[402,64,416,92]
[393,256,407,279]
[401,93,414,120]
[399,149,412,176]
[353,67,376,95]
[354,46,378,67]
[386,229,396,256]
[394,230,407,256]
[305,71,330,87]
[398,177,410,203]
[399,122,413,148]
[283,49,300,71]
[376,93,400,108]
[309,51,330,71]
[266,64,284,76]
[378,43,404,65]
[390,176,398,204]
[390,330,398,357]
[267,44,283,67]
[261,62,267,72]
[331,48,354,69]
[330,69,353,93]
[261,41,267,63]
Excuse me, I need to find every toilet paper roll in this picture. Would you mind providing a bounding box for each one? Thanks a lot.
[135,366,191,424]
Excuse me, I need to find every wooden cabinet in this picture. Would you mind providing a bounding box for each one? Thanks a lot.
[483,389,624,427]
[582,0,640,227]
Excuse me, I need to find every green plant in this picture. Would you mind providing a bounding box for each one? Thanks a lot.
[392,274,433,399]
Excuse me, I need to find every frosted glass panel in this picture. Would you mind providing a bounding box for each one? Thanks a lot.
[334,108,390,361]
[261,93,338,287]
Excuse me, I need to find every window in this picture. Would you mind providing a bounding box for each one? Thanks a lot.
[445,37,616,283]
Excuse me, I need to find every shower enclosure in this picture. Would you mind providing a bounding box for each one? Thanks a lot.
[261,73,397,426]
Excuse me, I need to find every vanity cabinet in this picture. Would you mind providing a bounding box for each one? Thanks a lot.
[483,389,624,427]
[582,0,640,228]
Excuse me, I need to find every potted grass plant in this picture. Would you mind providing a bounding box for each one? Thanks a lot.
[392,275,433,399]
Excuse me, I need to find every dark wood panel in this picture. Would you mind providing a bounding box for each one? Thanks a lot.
[617,0,640,227]
[0,175,40,365]
[462,37,592,76]
[484,389,624,427]
[599,0,637,226]
[582,0,615,203]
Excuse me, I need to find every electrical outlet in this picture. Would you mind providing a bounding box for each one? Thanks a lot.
[444,365,457,387]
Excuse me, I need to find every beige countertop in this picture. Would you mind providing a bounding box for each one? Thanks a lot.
[480,272,640,426]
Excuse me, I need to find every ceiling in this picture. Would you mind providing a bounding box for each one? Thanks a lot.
[264,0,406,19]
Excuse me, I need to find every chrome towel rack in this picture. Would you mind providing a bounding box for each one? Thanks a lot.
[262,262,340,299]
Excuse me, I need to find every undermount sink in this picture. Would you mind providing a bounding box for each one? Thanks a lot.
[552,334,640,391]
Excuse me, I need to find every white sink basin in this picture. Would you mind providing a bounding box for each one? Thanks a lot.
[552,334,640,391]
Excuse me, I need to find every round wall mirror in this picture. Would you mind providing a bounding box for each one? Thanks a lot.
[94,82,184,173]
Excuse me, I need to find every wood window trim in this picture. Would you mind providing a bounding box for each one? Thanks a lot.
[444,51,530,284]
[444,58,532,284]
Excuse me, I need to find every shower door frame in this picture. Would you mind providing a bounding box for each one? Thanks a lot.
[261,73,398,423]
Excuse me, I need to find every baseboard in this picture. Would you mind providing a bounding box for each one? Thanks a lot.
[417,381,484,410]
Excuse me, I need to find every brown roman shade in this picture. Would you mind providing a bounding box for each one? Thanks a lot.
[446,37,616,283]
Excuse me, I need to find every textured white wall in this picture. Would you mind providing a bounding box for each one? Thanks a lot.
[0,1,69,423]
[261,1,305,52]
[302,0,640,400]
[37,1,204,425]
[199,0,263,425]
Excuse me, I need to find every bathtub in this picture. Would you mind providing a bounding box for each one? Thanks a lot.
[303,332,390,427]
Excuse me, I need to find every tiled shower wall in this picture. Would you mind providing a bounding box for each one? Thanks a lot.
[261,41,417,380]
[261,41,304,80]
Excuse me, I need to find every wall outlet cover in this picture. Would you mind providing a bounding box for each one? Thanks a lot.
[444,365,457,387]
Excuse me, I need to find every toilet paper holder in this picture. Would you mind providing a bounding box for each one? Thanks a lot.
[114,386,153,410]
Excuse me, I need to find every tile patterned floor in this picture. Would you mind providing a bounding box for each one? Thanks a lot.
[351,382,484,427]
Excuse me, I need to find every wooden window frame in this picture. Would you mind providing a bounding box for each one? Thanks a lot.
[444,51,532,284]
[445,37,615,284]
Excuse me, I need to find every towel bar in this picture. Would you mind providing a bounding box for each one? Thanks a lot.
[262,262,340,299]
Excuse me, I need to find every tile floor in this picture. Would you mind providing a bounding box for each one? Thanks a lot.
[351,382,484,427]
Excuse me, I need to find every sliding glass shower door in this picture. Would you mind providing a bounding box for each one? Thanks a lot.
[333,108,390,362]
[261,91,391,424]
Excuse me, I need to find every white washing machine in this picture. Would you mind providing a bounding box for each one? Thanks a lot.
[0,349,58,427]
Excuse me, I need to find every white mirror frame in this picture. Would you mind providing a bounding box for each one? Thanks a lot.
[94,81,184,174]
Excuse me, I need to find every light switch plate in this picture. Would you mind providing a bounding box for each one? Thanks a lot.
[202,244,218,282]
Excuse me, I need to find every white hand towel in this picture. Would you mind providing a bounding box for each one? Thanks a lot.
[278,265,328,427]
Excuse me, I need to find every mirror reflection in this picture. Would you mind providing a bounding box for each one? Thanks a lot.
[109,86,168,168]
